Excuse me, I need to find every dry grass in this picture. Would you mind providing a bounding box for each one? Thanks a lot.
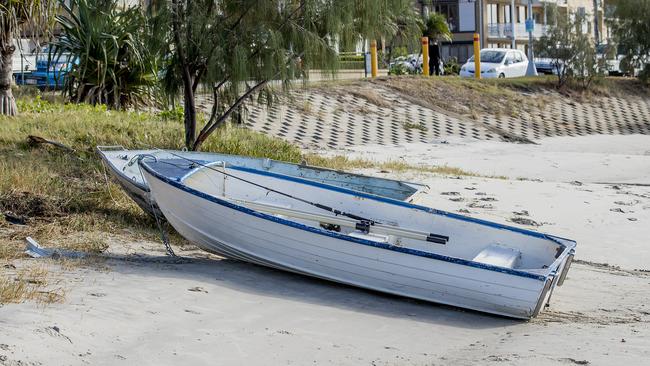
[0,264,66,305]
[371,75,650,121]
[403,122,428,132]
[0,95,304,263]
[371,76,545,121]
[304,154,506,179]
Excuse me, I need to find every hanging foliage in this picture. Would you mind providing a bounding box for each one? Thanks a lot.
[150,0,422,150]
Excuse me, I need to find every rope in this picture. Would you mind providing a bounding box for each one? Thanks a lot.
[135,159,177,258]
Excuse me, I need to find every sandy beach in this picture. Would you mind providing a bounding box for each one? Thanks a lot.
[1,134,649,366]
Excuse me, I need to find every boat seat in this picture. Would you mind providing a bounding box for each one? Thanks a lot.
[472,244,522,269]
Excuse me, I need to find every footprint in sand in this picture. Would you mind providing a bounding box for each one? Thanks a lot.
[468,202,494,209]
[614,200,641,206]
[479,197,498,202]
[509,217,542,227]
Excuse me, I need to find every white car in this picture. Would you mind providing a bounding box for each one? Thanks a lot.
[389,53,444,75]
[460,48,529,78]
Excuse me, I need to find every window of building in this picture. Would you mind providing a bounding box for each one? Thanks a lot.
[488,4,498,24]
[517,6,527,23]
[431,1,459,32]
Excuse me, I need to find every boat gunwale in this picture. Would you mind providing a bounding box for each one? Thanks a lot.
[140,160,571,282]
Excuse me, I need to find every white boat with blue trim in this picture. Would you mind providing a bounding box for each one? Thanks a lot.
[139,155,576,319]
[97,146,428,217]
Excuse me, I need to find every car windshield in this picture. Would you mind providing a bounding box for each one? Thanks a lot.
[468,50,506,63]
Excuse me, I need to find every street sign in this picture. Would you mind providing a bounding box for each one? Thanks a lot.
[525,18,534,33]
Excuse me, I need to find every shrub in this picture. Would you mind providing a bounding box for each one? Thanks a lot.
[51,0,159,109]
[535,9,604,89]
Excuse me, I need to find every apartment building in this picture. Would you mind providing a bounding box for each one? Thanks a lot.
[415,0,605,62]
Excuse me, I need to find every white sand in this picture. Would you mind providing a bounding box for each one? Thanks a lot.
[1,135,649,365]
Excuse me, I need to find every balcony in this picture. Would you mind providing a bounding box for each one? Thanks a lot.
[487,23,548,40]
[532,0,568,6]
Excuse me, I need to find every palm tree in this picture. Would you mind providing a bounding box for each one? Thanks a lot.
[0,0,57,116]
[424,12,452,42]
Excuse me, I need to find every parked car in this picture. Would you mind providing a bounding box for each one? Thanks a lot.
[14,52,74,89]
[460,48,529,78]
[388,53,445,75]
[534,58,565,75]
[595,44,644,77]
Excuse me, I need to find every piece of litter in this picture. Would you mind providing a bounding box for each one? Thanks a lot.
[4,213,26,225]
[24,237,86,259]
[188,286,208,293]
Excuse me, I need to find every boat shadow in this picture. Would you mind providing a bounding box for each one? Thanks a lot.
[101,252,522,329]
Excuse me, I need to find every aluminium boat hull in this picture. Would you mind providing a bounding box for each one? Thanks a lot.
[140,160,576,319]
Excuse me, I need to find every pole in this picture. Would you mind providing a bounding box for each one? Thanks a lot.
[593,0,600,44]
[370,40,378,78]
[473,33,481,79]
[511,0,516,49]
[525,0,538,76]
[421,37,429,77]
[478,0,484,47]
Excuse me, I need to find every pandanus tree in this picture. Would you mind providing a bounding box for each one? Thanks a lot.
[152,0,421,151]
[0,0,57,115]
[51,0,160,109]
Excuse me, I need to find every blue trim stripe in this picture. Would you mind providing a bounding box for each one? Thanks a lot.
[141,161,549,281]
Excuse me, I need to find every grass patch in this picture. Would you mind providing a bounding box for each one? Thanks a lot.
[0,95,303,264]
[1,264,66,305]
[403,122,428,132]
[304,154,506,179]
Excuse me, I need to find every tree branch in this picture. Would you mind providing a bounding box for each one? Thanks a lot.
[192,79,269,151]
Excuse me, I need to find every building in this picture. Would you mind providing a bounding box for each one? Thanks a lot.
[415,0,605,63]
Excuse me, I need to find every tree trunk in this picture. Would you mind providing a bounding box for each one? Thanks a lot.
[0,44,17,116]
[182,73,197,149]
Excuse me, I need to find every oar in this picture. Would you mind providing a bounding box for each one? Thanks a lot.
[232,198,448,245]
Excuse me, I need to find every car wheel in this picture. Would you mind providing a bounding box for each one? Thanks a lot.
[498,73,506,78]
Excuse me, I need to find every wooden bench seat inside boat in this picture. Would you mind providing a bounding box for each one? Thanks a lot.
[472,244,522,269]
